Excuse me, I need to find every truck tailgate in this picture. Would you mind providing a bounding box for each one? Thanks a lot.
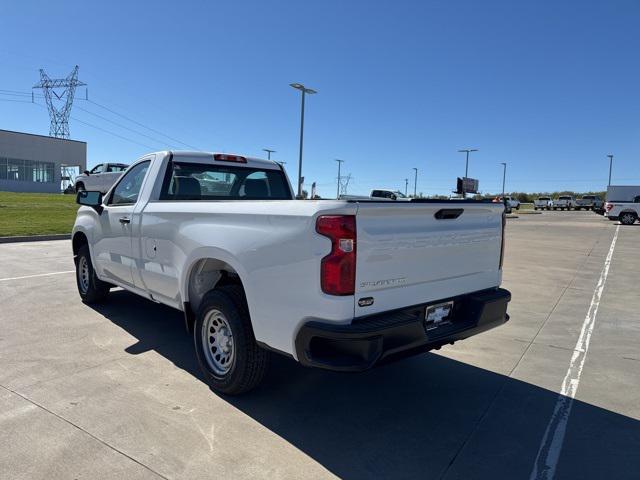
[354,202,503,317]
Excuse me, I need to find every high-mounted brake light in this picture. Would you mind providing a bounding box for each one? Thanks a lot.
[214,154,247,163]
[316,215,356,296]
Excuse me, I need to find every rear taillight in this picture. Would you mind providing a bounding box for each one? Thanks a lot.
[499,212,506,269]
[605,202,614,212]
[316,215,356,295]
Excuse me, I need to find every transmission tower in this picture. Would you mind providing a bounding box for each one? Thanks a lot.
[33,66,86,139]
[339,173,352,196]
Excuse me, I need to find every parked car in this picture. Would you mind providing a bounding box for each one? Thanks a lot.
[72,151,511,395]
[497,196,520,210]
[534,196,553,210]
[75,163,129,193]
[605,195,640,225]
[574,195,604,211]
[552,195,575,210]
[370,189,411,201]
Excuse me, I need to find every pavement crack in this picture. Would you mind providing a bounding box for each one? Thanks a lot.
[0,384,169,480]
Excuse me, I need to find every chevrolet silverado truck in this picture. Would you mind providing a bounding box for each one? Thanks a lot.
[72,151,510,394]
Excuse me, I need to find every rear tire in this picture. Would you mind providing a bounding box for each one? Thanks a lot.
[194,286,269,395]
[75,244,110,303]
[619,212,637,225]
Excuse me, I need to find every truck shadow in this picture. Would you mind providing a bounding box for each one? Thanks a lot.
[90,290,640,480]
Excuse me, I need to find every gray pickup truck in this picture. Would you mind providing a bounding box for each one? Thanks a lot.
[574,195,604,211]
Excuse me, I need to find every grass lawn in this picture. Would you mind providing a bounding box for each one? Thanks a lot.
[0,191,78,237]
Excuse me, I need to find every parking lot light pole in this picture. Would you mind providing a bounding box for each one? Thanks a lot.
[405,178,408,196]
[500,162,507,199]
[412,168,418,197]
[262,148,276,160]
[290,83,317,198]
[458,149,478,198]
[607,154,614,187]
[335,159,345,199]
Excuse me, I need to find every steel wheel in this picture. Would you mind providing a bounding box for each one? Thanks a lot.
[78,256,90,294]
[201,309,235,375]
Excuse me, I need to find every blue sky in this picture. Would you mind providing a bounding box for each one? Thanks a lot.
[1,0,639,197]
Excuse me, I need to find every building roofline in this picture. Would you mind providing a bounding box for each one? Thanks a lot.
[0,129,87,145]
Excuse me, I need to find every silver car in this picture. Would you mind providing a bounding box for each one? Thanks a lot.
[75,163,129,193]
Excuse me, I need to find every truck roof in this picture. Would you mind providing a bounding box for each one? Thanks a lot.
[169,151,282,170]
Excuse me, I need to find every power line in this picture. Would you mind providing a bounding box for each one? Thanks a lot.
[0,87,200,150]
[85,99,201,150]
[0,98,33,104]
[29,101,156,149]
[70,115,157,150]
[73,103,172,149]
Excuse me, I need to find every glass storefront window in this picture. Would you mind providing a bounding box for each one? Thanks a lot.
[0,158,55,183]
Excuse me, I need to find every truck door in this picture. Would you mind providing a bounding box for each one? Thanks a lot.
[92,161,150,287]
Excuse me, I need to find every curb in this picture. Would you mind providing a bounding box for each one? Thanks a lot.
[0,234,71,244]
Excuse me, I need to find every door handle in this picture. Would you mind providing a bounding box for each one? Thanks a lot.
[434,208,464,220]
[119,217,131,224]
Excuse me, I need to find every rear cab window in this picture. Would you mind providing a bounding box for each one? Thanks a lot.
[160,161,292,200]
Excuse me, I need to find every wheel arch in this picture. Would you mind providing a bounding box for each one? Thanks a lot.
[181,250,251,328]
[72,230,89,256]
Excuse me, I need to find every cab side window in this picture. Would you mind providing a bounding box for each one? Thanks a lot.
[90,164,104,174]
[108,161,150,206]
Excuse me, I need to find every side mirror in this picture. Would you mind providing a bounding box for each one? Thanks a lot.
[76,190,103,214]
[83,170,90,175]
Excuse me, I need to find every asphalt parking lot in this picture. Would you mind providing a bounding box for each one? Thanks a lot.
[1,210,639,480]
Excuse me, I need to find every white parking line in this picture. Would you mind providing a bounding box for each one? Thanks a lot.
[0,270,75,283]
[529,224,620,480]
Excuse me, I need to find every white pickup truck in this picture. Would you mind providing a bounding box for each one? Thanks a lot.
[552,195,575,210]
[605,196,640,225]
[75,163,130,193]
[73,151,510,394]
[370,189,411,201]
[533,197,553,210]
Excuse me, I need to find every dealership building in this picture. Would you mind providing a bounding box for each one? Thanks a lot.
[0,129,86,193]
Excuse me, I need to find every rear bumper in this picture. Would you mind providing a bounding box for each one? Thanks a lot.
[295,288,511,372]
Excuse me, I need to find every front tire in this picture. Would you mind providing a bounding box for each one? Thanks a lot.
[75,244,110,303]
[194,286,269,395]
[619,212,637,225]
